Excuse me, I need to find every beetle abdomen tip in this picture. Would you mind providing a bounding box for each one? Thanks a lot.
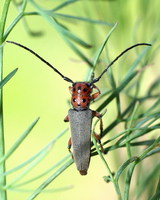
[79,170,87,175]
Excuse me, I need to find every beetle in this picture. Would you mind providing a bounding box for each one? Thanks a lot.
[7,41,151,175]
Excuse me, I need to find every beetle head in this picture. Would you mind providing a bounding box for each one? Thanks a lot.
[70,82,93,111]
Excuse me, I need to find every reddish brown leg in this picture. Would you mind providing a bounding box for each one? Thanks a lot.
[94,133,104,153]
[92,110,104,152]
[68,137,74,159]
[91,84,101,101]
[68,137,72,152]
[64,115,73,157]
[69,86,73,94]
[64,115,69,122]
[92,111,103,134]
[98,118,103,134]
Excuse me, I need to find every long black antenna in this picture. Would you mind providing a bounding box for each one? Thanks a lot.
[91,43,151,84]
[6,41,74,83]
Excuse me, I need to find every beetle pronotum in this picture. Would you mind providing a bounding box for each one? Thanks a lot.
[7,41,151,175]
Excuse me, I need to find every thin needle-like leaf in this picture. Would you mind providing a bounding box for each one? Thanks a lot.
[0,68,18,88]
[123,137,160,200]
[115,157,138,183]
[4,13,24,40]
[5,149,49,189]
[97,44,151,112]
[29,0,92,49]
[136,164,160,199]
[53,13,113,26]
[92,121,122,199]
[125,102,140,158]
[127,45,151,75]
[27,159,73,200]
[63,37,93,67]
[1,128,68,177]
[97,71,138,112]
[93,23,117,67]
[0,117,40,164]
[51,0,78,12]
[14,155,71,187]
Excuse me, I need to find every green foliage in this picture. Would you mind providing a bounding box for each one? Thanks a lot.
[0,0,159,200]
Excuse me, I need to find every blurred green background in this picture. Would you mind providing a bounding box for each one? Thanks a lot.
[1,0,160,200]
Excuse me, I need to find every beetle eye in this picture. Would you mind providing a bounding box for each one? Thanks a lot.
[83,88,88,92]
[73,98,76,102]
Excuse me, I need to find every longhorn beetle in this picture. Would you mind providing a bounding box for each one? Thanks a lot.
[7,41,151,175]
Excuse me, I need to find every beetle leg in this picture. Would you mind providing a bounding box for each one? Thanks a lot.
[92,110,104,152]
[94,133,104,153]
[64,115,74,159]
[68,137,74,159]
[69,86,73,94]
[99,118,103,134]
[64,115,69,122]
[68,137,72,152]
[91,84,101,101]
[92,111,103,134]
[64,116,73,157]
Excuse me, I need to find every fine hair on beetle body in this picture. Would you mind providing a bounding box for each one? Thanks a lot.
[6,40,151,175]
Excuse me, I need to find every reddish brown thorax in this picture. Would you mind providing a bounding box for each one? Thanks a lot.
[69,82,93,111]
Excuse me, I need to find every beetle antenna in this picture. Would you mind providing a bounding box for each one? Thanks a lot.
[6,41,74,83]
[91,43,152,84]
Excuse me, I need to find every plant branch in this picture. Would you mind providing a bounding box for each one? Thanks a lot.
[0,0,12,199]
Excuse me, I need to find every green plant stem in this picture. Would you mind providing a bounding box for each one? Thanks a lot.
[0,47,6,200]
[123,137,160,200]
[92,133,122,200]
[21,0,27,12]
[4,0,28,40]
[125,102,139,158]
[0,0,11,42]
[0,1,12,199]
[4,13,24,41]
